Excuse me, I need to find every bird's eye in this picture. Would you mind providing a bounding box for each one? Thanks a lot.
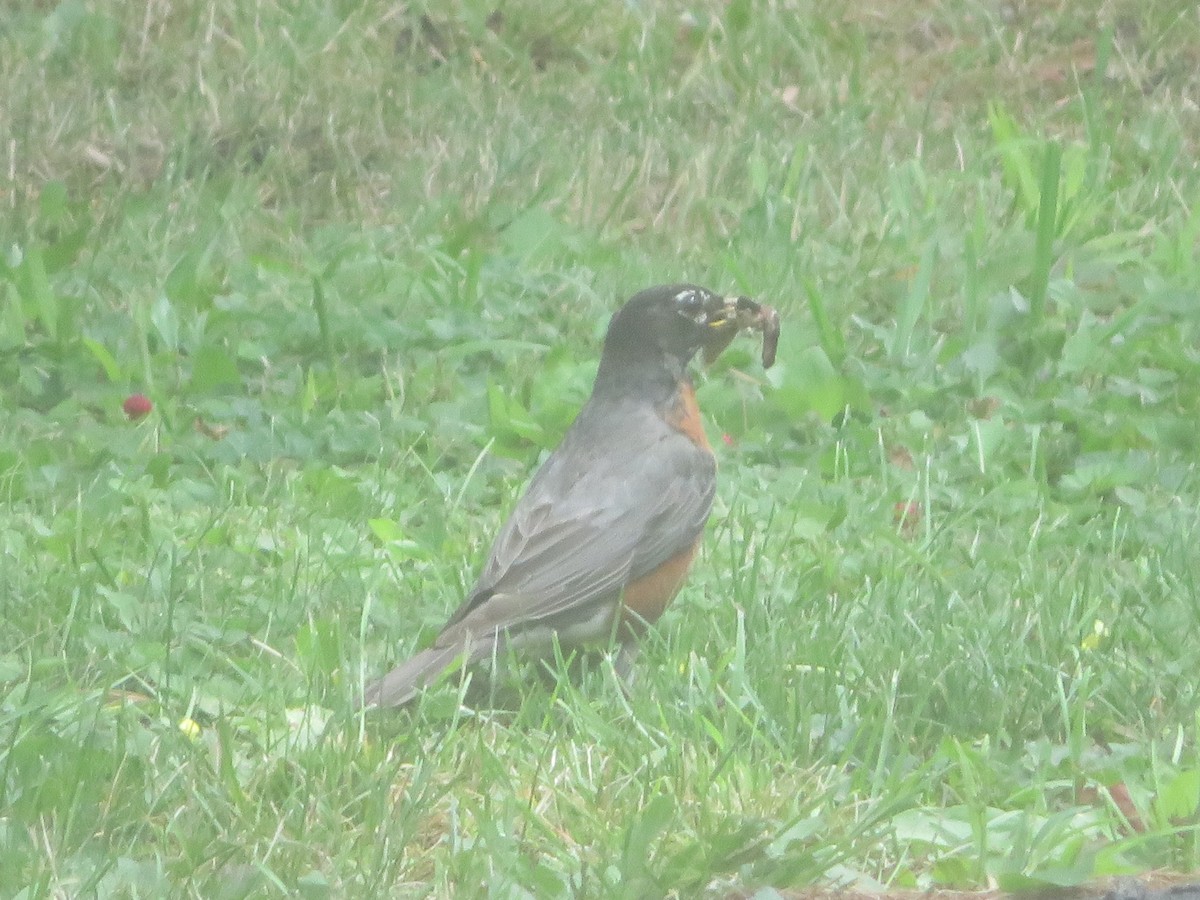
[673,289,703,311]
[671,287,722,326]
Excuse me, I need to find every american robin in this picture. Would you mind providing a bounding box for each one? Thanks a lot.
[361,284,775,709]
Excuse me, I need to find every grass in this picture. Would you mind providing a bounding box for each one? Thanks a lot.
[2,0,1200,895]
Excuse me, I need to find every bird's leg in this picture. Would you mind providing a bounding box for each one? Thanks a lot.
[612,641,641,694]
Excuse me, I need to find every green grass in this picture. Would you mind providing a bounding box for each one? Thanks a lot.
[3,0,1200,895]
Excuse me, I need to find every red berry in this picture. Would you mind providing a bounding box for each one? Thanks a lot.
[123,393,153,420]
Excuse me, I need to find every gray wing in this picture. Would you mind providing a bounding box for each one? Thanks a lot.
[440,401,716,637]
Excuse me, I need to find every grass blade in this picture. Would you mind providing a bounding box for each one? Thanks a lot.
[890,240,937,361]
[803,277,845,366]
[1030,142,1062,325]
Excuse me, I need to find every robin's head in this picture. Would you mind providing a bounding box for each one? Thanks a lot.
[601,284,740,368]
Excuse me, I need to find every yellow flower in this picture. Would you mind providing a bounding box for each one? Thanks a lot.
[1080,619,1107,651]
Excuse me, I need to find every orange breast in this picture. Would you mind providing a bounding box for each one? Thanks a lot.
[664,381,711,450]
[619,539,701,636]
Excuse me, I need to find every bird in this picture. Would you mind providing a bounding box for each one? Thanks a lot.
[360,284,772,709]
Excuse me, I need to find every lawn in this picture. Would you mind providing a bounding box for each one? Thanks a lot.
[2,0,1199,896]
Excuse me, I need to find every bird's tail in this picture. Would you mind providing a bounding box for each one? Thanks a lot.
[359,641,479,709]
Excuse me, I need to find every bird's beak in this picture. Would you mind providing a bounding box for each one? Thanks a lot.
[702,296,780,368]
[705,295,762,331]
[700,296,753,364]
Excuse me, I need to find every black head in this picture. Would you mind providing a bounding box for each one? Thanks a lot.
[601,284,735,367]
